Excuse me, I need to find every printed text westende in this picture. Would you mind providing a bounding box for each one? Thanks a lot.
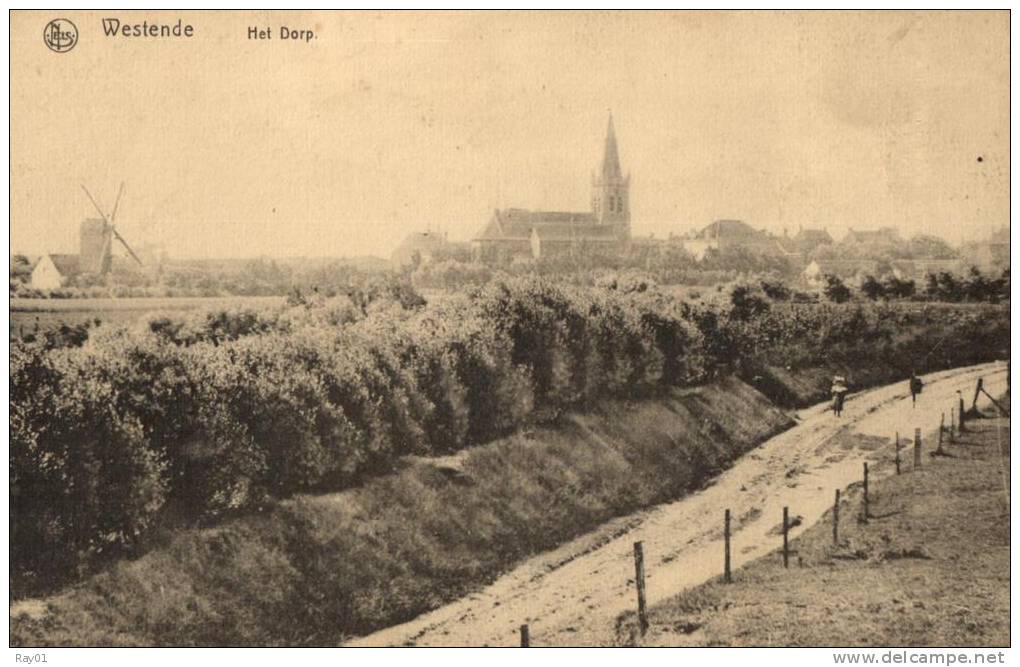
[101,18,195,38]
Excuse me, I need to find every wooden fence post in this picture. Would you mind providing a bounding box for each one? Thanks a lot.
[949,410,956,443]
[833,489,840,545]
[972,377,983,411]
[894,431,901,475]
[914,428,922,469]
[782,506,790,569]
[633,542,648,635]
[936,413,945,454]
[724,509,732,584]
[979,387,1011,417]
[958,393,966,432]
[862,462,869,523]
[520,624,529,647]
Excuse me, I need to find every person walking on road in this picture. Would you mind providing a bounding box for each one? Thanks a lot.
[831,375,848,417]
[909,371,924,407]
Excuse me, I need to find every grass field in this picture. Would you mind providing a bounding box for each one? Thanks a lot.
[617,408,1010,647]
[9,296,285,338]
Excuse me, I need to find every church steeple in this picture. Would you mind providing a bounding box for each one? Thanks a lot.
[591,113,630,238]
[600,114,622,181]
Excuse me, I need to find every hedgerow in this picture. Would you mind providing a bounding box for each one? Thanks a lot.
[9,277,1010,595]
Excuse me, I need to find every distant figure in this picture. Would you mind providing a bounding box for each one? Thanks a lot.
[909,372,924,407]
[831,375,848,417]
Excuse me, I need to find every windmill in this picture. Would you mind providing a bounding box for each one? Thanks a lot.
[79,183,143,275]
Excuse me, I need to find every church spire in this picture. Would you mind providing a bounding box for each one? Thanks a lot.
[600,113,622,181]
[591,113,630,238]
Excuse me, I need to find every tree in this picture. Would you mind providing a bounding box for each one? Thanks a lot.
[860,275,884,300]
[10,254,32,283]
[760,279,791,301]
[882,275,916,299]
[935,272,964,302]
[730,285,770,320]
[964,267,993,302]
[823,274,851,303]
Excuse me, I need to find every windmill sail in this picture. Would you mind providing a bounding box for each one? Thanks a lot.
[113,228,143,266]
[81,182,142,271]
[109,182,124,225]
[81,184,109,222]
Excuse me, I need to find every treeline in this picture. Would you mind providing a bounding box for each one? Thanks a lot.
[410,257,750,291]
[416,244,798,288]
[410,254,1010,300]
[820,267,1009,304]
[921,268,1010,303]
[10,277,1011,596]
[10,256,393,299]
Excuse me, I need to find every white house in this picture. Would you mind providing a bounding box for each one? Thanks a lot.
[30,254,80,290]
[803,259,881,289]
[390,231,451,269]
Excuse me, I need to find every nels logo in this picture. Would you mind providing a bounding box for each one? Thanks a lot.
[44,18,78,53]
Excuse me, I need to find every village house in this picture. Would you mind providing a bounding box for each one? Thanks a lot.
[30,254,80,290]
[390,230,455,269]
[682,219,793,261]
[802,258,882,289]
[790,227,834,255]
[890,258,965,281]
[960,227,1009,273]
[841,227,902,246]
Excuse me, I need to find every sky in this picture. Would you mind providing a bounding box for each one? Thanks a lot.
[10,10,1010,259]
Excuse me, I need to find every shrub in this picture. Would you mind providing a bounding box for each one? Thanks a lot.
[760,279,791,301]
[861,275,884,300]
[730,285,770,320]
[823,275,851,303]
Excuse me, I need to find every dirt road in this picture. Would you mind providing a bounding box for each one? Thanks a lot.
[347,362,1008,647]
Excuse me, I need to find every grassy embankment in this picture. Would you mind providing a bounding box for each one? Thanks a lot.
[617,405,1010,647]
[12,377,791,646]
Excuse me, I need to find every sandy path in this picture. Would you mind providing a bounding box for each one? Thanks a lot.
[346,362,1008,647]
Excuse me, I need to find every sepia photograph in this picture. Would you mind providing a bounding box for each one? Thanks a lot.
[7,9,1011,656]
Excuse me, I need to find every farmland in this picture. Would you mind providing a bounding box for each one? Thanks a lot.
[10,296,285,339]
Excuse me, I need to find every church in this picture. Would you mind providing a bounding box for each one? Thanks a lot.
[472,115,631,262]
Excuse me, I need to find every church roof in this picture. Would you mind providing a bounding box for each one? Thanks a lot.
[532,223,619,242]
[474,208,600,241]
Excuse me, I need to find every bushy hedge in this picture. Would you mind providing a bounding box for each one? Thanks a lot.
[10,279,703,592]
[9,277,1010,595]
